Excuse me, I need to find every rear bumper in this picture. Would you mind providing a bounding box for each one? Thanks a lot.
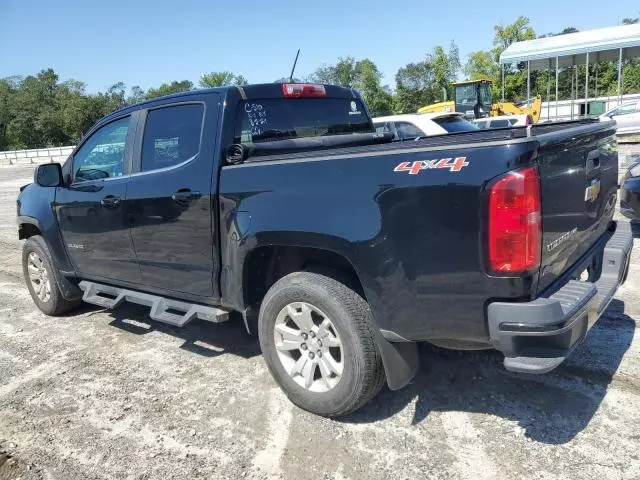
[487,220,633,374]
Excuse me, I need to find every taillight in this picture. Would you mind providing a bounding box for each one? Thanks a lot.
[488,166,541,274]
[282,83,326,98]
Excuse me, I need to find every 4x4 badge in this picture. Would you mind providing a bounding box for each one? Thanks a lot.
[394,157,469,174]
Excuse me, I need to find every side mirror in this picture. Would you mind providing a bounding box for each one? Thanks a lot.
[34,163,63,187]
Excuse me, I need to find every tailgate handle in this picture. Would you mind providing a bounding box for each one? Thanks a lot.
[586,150,600,175]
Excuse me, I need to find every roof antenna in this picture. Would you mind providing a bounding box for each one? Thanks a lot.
[289,49,300,82]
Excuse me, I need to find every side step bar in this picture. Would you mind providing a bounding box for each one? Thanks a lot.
[78,281,230,327]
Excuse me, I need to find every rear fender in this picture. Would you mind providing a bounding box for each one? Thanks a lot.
[224,228,418,391]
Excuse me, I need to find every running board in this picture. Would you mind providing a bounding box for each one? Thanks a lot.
[78,281,230,327]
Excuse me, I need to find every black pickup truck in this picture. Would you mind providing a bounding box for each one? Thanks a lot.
[17,83,632,416]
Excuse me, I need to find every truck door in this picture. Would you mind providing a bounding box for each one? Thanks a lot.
[127,97,220,298]
[55,114,141,282]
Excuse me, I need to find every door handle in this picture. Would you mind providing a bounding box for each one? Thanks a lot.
[172,189,202,204]
[101,195,121,209]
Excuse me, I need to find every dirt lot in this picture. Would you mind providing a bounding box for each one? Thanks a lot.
[0,162,639,480]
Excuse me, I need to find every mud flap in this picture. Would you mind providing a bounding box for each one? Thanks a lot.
[371,328,419,390]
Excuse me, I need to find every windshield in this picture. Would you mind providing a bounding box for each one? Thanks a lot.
[455,85,477,106]
[234,98,373,144]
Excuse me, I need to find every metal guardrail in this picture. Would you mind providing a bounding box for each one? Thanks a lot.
[0,146,75,167]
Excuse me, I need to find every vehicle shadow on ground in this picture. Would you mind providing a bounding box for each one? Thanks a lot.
[79,302,261,359]
[343,299,635,445]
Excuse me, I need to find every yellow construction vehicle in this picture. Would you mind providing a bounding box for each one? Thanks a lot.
[417,79,542,123]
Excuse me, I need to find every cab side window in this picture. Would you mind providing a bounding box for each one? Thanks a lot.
[611,104,637,117]
[395,122,424,140]
[489,119,510,129]
[73,116,130,182]
[141,104,204,172]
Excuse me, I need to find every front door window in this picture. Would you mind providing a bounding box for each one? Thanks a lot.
[72,116,130,182]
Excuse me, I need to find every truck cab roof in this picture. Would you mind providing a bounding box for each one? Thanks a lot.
[104,83,362,124]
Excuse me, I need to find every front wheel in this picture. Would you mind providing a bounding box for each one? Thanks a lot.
[22,235,81,316]
[258,271,385,417]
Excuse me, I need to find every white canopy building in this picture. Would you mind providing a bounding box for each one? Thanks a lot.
[500,23,640,118]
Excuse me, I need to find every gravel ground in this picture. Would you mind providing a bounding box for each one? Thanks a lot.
[1,158,640,480]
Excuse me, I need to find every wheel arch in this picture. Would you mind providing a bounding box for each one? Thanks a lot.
[19,217,82,302]
[18,216,44,240]
[242,244,366,314]
[235,240,418,392]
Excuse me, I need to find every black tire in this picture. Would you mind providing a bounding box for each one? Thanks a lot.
[258,271,386,417]
[22,235,81,316]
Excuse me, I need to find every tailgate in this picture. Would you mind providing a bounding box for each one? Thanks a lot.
[535,122,618,294]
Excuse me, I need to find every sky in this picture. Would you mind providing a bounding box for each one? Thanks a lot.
[1,0,638,93]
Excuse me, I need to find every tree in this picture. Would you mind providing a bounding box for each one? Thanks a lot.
[492,17,536,101]
[0,77,18,150]
[234,75,249,86]
[145,80,193,99]
[127,86,146,105]
[6,69,66,149]
[465,51,498,81]
[350,59,393,116]
[429,42,460,100]
[394,62,436,113]
[311,57,393,116]
[623,61,640,94]
[622,18,639,25]
[493,16,536,58]
[199,71,248,88]
[394,43,460,114]
[312,57,360,86]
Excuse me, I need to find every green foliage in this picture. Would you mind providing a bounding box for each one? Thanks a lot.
[395,62,438,113]
[310,57,394,116]
[623,60,640,94]
[430,43,461,99]
[0,71,198,149]
[493,16,536,60]
[465,51,499,81]
[199,71,248,88]
[394,43,460,113]
[145,80,194,99]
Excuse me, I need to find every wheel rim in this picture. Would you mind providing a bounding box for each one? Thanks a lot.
[273,302,344,393]
[27,251,51,303]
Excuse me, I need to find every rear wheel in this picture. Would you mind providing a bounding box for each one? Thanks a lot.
[258,271,385,417]
[22,236,81,316]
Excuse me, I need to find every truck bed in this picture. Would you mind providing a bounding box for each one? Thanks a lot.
[240,119,607,165]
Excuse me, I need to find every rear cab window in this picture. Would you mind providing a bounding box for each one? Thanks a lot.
[433,117,478,133]
[233,98,373,144]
